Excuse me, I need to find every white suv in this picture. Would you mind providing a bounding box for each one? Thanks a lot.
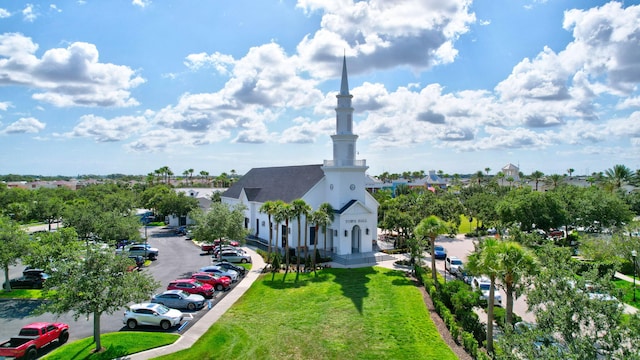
[472,277,502,306]
[445,256,463,275]
[123,303,183,330]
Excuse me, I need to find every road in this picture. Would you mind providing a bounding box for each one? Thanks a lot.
[0,225,238,344]
[432,234,536,323]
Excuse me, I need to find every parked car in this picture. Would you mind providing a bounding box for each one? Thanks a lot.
[116,243,159,260]
[211,261,247,276]
[175,226,187,235]
[433,245,447,260]
[191,272,231,291]
[123,303,183,330]
[445,256,463,275]
[3,272,49,290]
[167,279,215,298]
[0,322,69,360]
[218,250,251,263]
[198,265,239,282]
[472,277,502,306]
[151,290,206,310]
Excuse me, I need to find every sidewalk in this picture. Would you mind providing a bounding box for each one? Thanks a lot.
[122,247,266,360]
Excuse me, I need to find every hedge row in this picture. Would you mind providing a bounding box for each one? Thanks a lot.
[416,265,490,360]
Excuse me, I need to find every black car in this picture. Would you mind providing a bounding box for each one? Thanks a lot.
[211,261,246,276]
[3,272,49,289]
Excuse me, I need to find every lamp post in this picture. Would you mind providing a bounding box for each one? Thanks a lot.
[632,250,637,302]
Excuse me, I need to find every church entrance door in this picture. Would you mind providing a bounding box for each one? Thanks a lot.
[351,225,361,253]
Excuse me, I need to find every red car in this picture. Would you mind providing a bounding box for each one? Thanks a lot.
[191,272,231,291]
[167,279,214,298]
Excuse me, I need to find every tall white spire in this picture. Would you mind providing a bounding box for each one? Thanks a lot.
[340,54,350,96]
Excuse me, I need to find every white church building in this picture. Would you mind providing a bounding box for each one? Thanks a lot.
[221,57,379,258]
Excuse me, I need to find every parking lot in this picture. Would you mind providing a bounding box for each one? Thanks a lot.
[0,226,248,343]
[430,234,535,323]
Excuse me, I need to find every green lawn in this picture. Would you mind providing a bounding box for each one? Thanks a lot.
[613,278,640,309]
[42,332,179,360]
[156,267,457,360]
[0,289,45,299]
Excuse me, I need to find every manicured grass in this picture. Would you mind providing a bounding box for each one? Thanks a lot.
[0,289,45,299]
[613,278,640,309]
[42,332,179,360]
[156,267,457,360]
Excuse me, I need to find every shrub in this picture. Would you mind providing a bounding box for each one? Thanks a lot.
[461,331,479,357]
[493,307,522,328]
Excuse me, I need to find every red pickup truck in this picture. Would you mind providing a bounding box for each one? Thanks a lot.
[0,322,69,359]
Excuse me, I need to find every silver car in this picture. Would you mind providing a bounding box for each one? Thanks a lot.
[218,250,251,264]
[199,265,239,282]
[150,290,206,311]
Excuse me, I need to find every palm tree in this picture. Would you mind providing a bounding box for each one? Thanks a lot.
[496,171,505,186]
[199,170,209,186]
[530,170,544,191]
[605,164,634,189]
[271,200,288,272]
[472,170,484,186]
[319,203,335,255]
[414,215,448,283]
[506,176,514,188]
[274,202,293,280]
[188,168,194,185]
[567,168,575,178]
[496,241,537,327]
[310,203,333,276]
[485,167,491,176]
[546,174,564,189]
[466,237,501,353]
[291,199,311,279]
[259,201,278,263]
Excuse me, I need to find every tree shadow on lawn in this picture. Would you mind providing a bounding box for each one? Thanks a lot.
[381,269,418,287]
[331,267,378,314]
[262,268,381,314]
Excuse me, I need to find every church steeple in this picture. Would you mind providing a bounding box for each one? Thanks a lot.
[323,55,366,171]
[340,55,350,96]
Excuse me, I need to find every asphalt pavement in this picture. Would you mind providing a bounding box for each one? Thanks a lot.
[0,225,231,345]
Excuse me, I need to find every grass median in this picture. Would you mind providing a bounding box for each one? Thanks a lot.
[156,266,457,360]
[42,332,179,359]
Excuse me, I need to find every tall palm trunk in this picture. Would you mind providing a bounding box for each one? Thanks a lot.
[283,218,290,281]
[312,225,319,276]
[267,215,272,263]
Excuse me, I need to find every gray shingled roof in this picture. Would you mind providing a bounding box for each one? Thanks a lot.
[222,164,325,203]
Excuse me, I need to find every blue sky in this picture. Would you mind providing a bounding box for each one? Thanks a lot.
[1,0,640,178]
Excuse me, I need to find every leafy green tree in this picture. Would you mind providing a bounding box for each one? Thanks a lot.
[63,198,99,240]
[37,246,159,353]
[94,210,142,245]
[466,237,502,353]
[572,186,634,231]
[414,215,448,283]
[510,245,640,359]
[496,188,567,231]
[0,216,29,292]
[190,202,248,246]
[31,188,66,231]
